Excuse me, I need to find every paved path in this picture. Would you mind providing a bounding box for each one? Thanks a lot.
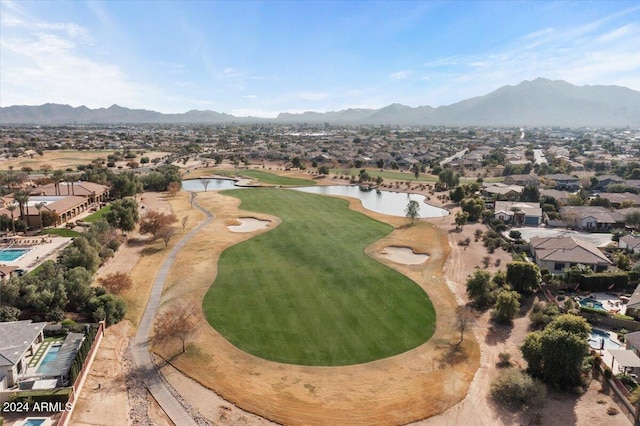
[132,193,213,426]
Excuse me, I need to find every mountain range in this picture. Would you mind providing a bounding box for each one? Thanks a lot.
[1,78,639,127]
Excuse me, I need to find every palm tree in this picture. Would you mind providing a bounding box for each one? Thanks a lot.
[6,204,17,235]
[52,169,65,196]
[13,190,31,230]
[34,202,46,233]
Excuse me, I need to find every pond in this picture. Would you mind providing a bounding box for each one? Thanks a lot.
[293,186,449,218]
[182,178,238,191]
[182,179,449,218]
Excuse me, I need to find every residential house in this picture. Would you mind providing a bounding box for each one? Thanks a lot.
[481,183,523,201]
[560,206,618,232]
[529,236,612,274]
[620,235,640,254]
[625,285,640,320]
[0,320,46,389]
[494,201,543,226]
[542,173,581,191]
[625,329,640,354]
[596,192,640,208]
[504,174,541,187]
[595,175,625,191]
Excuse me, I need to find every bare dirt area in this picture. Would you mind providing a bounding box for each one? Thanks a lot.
[419,208,631,426]
[150,190,479,426]
[71,321,132,426]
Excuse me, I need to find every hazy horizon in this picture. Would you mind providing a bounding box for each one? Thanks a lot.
[1,1,639,118]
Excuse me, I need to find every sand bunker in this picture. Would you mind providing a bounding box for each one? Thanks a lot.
[380,246,429,265]
[227,217,271,233]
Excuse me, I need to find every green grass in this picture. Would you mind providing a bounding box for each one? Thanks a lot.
[203,188,435,366]
[331,168,438,183]
[83,205,111,222]
[42,228,81,238]
[214,169,316,186]
[330,168,503,184]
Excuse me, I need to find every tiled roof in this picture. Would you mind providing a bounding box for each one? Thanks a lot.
[530,236,612,265]
[0,320,47,367]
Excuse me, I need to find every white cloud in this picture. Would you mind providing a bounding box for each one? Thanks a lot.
[389,70,413,80]
[243,95,258,99]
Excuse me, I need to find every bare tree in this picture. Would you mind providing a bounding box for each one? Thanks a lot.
[200,178,211,192]
[455,306,475,347]
[153,301,199,354]
[181,216,189,231]
[158,226,176,248]
[167,181,180,198]
[98,272,133,294]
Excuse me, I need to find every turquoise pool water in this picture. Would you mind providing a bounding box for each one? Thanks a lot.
[589,329,621,350]
[22,419,46,426]
[0,248,29,261]
[36,345,60,374]
[580,297,606,311]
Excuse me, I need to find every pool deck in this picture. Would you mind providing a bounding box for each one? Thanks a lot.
[578,292,628,316]
[0,236,72,272]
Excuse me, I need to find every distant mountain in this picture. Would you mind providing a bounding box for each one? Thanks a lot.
[2,79,639,127]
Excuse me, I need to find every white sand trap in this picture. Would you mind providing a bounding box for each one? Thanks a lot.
[380,246,429,265]
[227,217,271,233]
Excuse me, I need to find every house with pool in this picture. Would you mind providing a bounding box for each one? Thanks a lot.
[0,320,83,392]
[0,320,46,390]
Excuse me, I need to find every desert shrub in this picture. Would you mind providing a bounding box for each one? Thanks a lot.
[497,351,512,367]
[490,368,546,411]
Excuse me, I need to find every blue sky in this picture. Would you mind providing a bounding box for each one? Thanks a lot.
[1,1,639,117]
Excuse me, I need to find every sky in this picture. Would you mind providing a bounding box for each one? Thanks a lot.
[1,1,639,117]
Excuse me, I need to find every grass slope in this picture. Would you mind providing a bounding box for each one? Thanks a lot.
[203,188,435,366]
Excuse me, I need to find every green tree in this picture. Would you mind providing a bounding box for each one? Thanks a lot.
[405,200,420,225]
[521,314,590,389]
[450,186,466,204]
[454,211,469,229]
[13,189,31,228]
[625,211,640,231]
[616,252,631,271]
[6,203,17,234]
[493,289,520,323]
[506,261,541,294]
[89,294,126,325]
[438,168,459,190]
[466,270,495,308]
[460,197,485,221]
[58,237,101,273]
[34,202,45,232]
[64,266,94,311]
[106,198,139,235]
[110,171,141,198]
[520,185,540,202]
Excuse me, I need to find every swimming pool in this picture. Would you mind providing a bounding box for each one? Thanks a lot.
[580,297,606,311]
[36,345,61,374]
[588,329,622,350]
[21,418,48,426]
[0,248,29,262]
